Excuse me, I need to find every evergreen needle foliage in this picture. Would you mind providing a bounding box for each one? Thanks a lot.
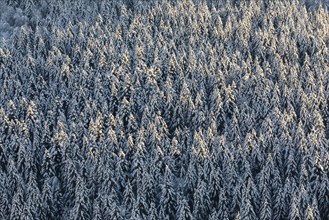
[0,0,329,219]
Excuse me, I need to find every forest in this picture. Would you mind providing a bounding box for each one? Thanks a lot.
[0,0,328,219]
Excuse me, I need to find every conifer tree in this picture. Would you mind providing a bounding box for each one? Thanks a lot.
[0,0,329,219]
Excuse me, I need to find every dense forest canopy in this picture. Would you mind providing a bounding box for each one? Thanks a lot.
[0,0,329,219]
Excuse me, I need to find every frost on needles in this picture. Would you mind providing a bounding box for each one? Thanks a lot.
[0,0,329,220]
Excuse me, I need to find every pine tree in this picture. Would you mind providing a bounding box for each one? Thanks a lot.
[260,185,272,220]
[289,192,301,220]
[69,176,91,220]
[123,180,134,213]
[26,173,42,219]
[160,165,176,219]
[101,188,122,220]
[310,197,321,220]
[92,196,102,220]
[0,172,10,219]
[9,186,25,220]
[41,178,54,220]
[0,1,329,219]
[147,202,158,220]
[240,178,257,220]
[192,178,210,219]
[176,194,192,220]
